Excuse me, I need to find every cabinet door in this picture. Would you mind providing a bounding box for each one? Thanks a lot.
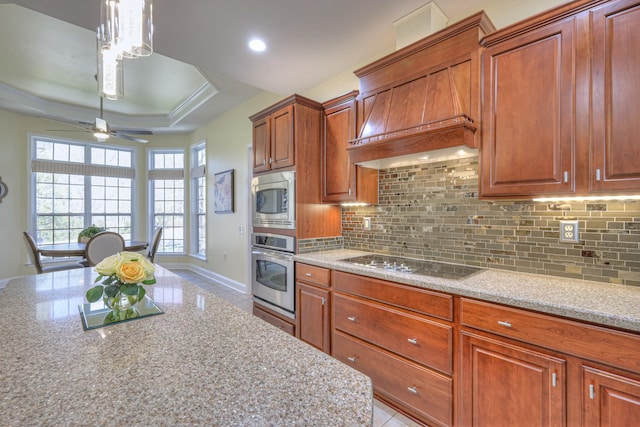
[480,18,575,197]
[270,104,294,170]
[296,282,330,353]
[461,332,566,427]
[582,365,640,427]
[590,0,640,192]
[323,95,357,202]
[252,116,271,173]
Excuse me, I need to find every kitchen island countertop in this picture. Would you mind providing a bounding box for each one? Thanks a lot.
[295,249,640,333]
[0,266,372,426]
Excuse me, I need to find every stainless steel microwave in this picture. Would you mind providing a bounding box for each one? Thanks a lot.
[251,171,295,229]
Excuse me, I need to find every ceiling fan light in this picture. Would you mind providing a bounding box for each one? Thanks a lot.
[94,131,110,141]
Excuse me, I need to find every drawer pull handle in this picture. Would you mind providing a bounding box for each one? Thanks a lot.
[407,338,418,345]
[348,316,357,322]
[498,320,512,328]
[305,273,312,277]
[347,356,357,363]
[407,386,418,395]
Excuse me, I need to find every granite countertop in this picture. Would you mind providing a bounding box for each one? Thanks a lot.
[294,249,640,333]
[0,266,372,426]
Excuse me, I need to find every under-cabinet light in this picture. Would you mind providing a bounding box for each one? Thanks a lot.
[532,195,640,202]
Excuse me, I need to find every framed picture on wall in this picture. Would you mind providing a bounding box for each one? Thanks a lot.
[214,169,234,213]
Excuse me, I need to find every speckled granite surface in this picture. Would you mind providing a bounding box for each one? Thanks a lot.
[295,249,640,333]
[0,266,373,426]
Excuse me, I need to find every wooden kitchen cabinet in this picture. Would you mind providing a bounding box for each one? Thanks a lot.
[480,16,576,197]
[589,0,640,192]
[332,270,454,427]
[460,332,566,427]
[321,91,378,204]
[295,263,331,353]
[459,297,640,426]
[582,365,640,426]
[480,0,640,198]
[250,95,322,174]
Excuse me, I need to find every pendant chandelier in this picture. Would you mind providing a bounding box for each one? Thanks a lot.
[97,0,153,100]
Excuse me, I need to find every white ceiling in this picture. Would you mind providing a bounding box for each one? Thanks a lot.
[1,0,570,134]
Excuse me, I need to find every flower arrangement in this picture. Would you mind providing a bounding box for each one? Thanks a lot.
[78,225,106,243]
[86,251,156,310]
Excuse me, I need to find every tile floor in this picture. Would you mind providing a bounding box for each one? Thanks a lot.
[170,268,423,427]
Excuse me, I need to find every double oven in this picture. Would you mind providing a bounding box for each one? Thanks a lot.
[250,171,296,319]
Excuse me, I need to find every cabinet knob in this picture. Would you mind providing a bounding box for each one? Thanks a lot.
[497,320,512,328]
[347,316,357,322]
[407,386,418,395]
[347,356,357,363]
[407,338,418,345]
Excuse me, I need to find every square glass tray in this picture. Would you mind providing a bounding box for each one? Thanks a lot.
[79,296,164,330]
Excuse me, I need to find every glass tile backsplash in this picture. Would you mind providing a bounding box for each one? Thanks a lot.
[341,156,640,287]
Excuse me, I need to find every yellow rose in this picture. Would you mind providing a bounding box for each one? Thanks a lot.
[116,261,147,284]
[95,253,120,276]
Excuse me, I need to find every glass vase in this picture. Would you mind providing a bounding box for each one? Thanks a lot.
[103,290,141,311]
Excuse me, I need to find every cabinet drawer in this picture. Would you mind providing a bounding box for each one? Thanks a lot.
[460,298,640,373]
[333,330,452,427]
[334,293,452,375]
[333,271,453,321]
[253,304,295,336]
[296,263,330,288]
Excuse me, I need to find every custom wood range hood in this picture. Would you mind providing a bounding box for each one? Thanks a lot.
[347,12,495,166]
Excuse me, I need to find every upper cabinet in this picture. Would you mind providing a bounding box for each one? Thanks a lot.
[322,91,378,204]
[250,95,322,174]
[590,0,640,192]
[480,0,640,198]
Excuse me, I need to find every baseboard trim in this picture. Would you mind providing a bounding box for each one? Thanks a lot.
[160,262,249,294]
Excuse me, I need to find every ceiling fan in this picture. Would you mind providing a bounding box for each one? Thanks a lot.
[47,97,152,143]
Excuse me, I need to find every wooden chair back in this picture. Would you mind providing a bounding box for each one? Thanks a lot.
[85,232,125,266]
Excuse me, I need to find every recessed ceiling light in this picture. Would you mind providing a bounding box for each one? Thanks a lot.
[248,39,266,52]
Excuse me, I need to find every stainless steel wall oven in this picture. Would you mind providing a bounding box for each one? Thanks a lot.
[251,232,295,319]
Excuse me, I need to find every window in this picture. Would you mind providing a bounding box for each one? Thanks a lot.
[149,149,185,254]
[190,142,206,256]
[30,137,136,245]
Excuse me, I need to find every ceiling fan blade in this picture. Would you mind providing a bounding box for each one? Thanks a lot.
[112,133,148,143]
[113,129,153,135]
[45,129,90,133]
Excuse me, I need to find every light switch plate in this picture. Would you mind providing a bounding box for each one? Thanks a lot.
[559,220,579,243]
[363,217,371,230]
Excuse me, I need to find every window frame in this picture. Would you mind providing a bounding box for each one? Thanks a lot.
[147,148,186,255]
[190,140,207,259]
[28,134,137,249]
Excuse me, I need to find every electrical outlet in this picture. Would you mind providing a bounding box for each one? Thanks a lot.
[363,217,371,230]
[559,220,579,243]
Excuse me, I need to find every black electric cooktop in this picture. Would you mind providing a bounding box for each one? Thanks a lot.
[343,254,483,280]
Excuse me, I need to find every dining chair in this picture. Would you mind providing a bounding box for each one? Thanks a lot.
[147,226,163,263]
[23,231,85,274]
[84,231,125,266]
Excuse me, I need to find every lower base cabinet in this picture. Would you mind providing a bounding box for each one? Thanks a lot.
[296,282,330,353]
[334,330,452,427]
[460,332,566,427]
[582,365,640,427]
[252,303,295,336]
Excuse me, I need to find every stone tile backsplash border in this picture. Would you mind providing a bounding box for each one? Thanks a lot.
[341,156,640,287]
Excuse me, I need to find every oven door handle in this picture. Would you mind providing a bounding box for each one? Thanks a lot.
[251,248,294,262]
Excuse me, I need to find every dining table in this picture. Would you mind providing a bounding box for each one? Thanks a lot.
[0,266,373,425]
[38,240,149,257]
